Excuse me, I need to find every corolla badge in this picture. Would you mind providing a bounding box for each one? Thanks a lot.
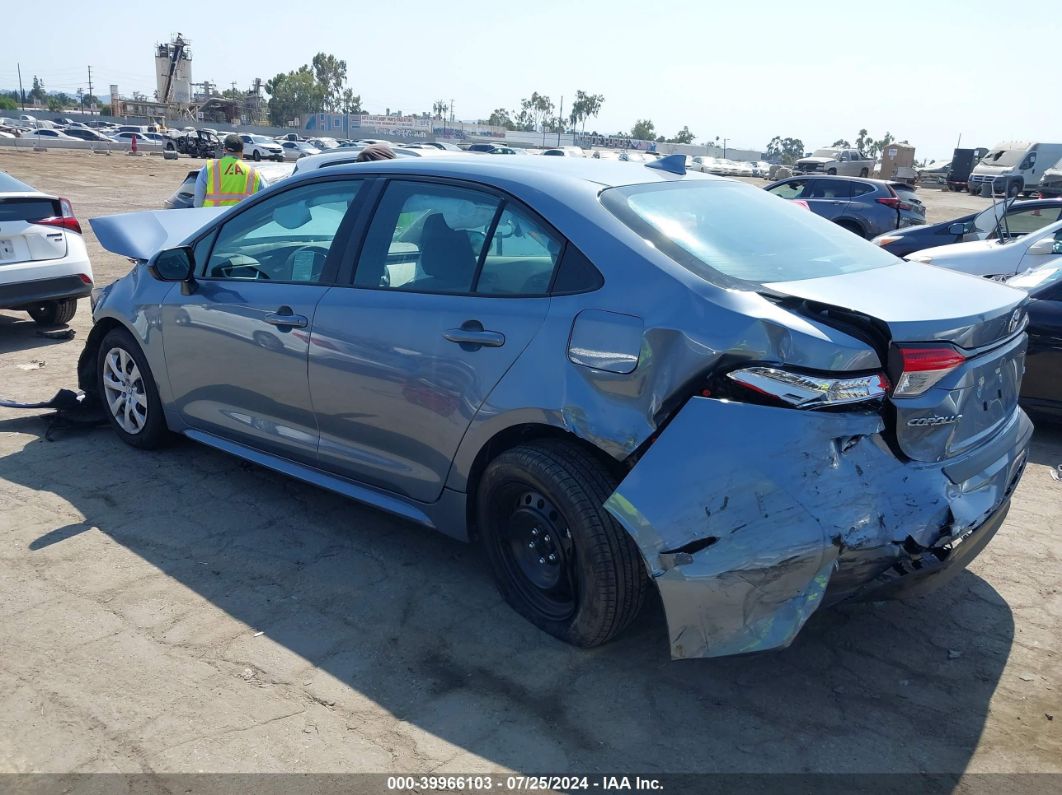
[907,415,963,427]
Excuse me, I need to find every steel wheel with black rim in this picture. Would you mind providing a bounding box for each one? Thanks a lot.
[477,440,647,648]
[96,327,170,449]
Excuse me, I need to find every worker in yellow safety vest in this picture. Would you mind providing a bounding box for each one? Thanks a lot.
[193,134,269,207]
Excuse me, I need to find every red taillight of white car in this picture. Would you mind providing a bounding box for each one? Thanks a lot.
[725,366,889,409]
[891,346,966,397]
[34,198,82,235]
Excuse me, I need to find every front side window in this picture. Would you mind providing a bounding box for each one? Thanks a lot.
[203,180,361,283]
[602,180,897,285]
[767,179,810,199]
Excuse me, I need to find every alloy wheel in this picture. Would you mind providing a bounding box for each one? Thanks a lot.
[102,347,148,435]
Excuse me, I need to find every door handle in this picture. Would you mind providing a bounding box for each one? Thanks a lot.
[264,307,308,329]
[443,325,505,348]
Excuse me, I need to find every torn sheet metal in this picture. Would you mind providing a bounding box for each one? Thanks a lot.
[605,397,1031,660]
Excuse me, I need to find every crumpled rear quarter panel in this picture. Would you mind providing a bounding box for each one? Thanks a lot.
[605,397,1031,660]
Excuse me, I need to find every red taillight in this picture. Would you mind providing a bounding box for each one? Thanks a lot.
[876,196,915,211]
[893,346,966,396]
[899,347,966,372]
[34,197,82,234]
[77,273,93,285]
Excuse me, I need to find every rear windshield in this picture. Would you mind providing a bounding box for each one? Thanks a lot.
[601,180,898,285]
[0,172,36,193]
[0,197,60,222]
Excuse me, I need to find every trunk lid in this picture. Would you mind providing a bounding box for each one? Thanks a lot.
[765,260,1028,462]
[90,207,224,261]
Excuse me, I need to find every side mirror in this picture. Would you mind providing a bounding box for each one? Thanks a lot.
[149,246,196,288]
[947,222,968,236]
[1027,238,1059,256]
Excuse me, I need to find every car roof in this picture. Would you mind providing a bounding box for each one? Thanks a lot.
[289,152,721,190]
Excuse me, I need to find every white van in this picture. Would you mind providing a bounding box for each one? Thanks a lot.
[968,141,1062,197]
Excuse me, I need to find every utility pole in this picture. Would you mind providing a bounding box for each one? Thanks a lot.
[87,66,93,110]
[17,63,25,110]
[557,95,563,146]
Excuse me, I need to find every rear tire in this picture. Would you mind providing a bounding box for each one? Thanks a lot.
[477,440,647,649]
[97,328,170,450]
[27,298,77,326]
[836,220,865,238]
[859,168,869,177]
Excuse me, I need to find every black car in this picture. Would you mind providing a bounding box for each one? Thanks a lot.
[872,198,1062,258]
[1007,262,1062,420]
[764,175,925,238]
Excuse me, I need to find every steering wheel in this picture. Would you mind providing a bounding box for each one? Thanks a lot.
[283,245,330,281]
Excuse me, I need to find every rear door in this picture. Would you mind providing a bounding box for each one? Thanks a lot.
[308,179,558,502]
[804,178,852,223]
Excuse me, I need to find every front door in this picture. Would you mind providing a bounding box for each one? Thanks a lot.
[161,177,365,461]
[308,179,560,502]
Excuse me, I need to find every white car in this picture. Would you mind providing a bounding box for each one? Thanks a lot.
[906,218,1062,278]
[689,156,718,173]
[0,172,93,325]
[308,137,341,150]
[239,134,285,162]
[109,132,163,147]
[21,128,79,142]
[279,140,321,161]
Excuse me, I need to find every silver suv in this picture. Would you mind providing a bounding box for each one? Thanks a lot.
[795,147,875,177]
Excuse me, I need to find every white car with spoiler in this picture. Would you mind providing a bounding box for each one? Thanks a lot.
[0,172,94,325]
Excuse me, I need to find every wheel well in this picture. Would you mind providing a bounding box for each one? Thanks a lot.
[835,218,865,237]
[463,424,624,541]
[76,317,125,396]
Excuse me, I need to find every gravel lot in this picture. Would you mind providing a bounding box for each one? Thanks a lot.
[1,149,1059,780]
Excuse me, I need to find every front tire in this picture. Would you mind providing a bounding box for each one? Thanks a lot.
[27,298,77,326]
[252,149,261,161]
[859,167,869,177]
[827,167,837,175]
[97,328,170,449]
[477,440,647,649]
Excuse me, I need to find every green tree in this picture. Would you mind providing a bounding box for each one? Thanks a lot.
[432,100,449,119]
[668,125,695,144]
[30,76,45,103]
[569,90,604,133]
[341,88,363,114]
[766,135,805,164]
[0,96,18,111]
[311,52,347,112]
[221,88,243,100]
[487,108,515,129]
[265,65,323,126]
[831,138,851,148]
[47,96,64,112]
[520,92,554,132]
[631,119,655,140]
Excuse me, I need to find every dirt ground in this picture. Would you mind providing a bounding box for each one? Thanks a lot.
[0,149,1059,779]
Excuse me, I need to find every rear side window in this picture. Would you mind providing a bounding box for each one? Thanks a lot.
[850,182,876,197]
[601,180,897,285]
[0,197,60,222]
[808,180,852,199]
[1006,206,1062,235]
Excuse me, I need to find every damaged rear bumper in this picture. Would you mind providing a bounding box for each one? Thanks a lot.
[604,398,1031,660]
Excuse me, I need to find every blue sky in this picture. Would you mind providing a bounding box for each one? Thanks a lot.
[3,0,1058,159]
